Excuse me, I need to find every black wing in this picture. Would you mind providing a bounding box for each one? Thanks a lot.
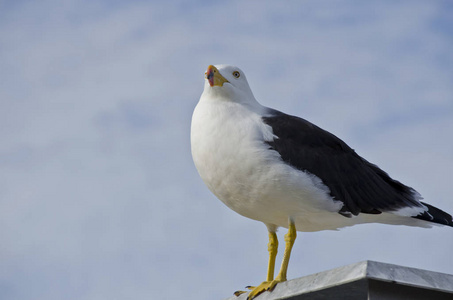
[262,109,425,217]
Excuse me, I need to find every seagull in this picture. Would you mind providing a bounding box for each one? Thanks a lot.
[190,64,453,299]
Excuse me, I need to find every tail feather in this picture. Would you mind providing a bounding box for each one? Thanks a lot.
[413,202,453,227]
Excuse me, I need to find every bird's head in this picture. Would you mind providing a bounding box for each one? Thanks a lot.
[202,64,256,105]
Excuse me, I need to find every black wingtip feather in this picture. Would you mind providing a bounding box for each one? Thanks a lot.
[413,202,453,227]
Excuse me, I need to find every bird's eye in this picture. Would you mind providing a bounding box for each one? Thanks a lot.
[232,71,240,78]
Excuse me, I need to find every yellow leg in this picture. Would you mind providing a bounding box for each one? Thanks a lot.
[247,221,296,299]
[245,230,278,299]
[266,231,278,281]
[274,221,296,283]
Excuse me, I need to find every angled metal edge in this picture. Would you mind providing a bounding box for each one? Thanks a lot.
[225,261,368,300]
[224,260,453,300]
[365,260,453,293]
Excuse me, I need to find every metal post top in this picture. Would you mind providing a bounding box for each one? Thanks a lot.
[225,261,453,300]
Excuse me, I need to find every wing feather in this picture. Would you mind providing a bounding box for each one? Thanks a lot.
[262,109,424,216]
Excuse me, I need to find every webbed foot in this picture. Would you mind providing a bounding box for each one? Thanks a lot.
[246,279,284,299]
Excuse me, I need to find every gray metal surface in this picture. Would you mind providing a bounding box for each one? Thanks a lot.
[224,261,453,300]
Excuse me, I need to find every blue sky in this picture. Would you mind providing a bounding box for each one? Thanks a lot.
[1,1,453,299]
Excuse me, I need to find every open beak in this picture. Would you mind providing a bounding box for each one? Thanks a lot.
[205,65,229,87]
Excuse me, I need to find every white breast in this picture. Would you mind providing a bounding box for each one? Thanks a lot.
[191,97,343,230]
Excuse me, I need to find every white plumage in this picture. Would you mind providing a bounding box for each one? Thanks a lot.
[192,66,338,230]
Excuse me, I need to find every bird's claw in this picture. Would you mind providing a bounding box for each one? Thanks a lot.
[246,279,282,299]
